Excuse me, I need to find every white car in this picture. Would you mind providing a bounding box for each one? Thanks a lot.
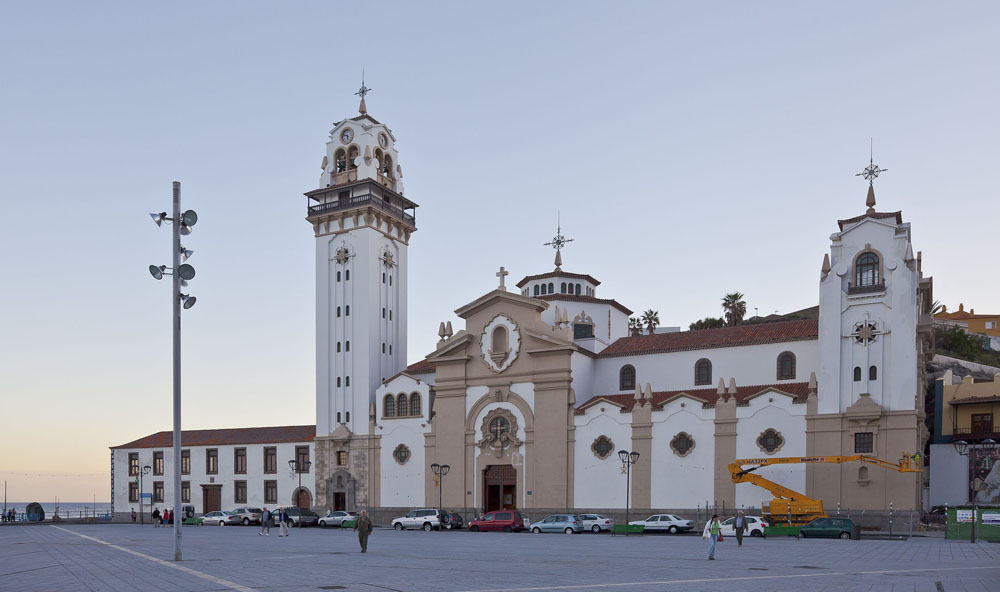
[319,510,359,527]
[391,509,443,531]
[719,515,768,537]
[629,514,694,534]
[578,513,615,532]
[202,511,239,526]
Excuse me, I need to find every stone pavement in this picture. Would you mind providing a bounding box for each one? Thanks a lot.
[1,524,999,592]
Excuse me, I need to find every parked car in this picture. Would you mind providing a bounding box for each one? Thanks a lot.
[202,511,240,526]
[271,507,320,528]
[468,510,526,532]
[719,515,768,537]
[578,514,615,533]
[628,514,694,534]
[530,514,583,534]
[441,512,464,530]
[799,517,855,539]
[392,509,444,531]
[230,507,263,526]
[319,510,359,528]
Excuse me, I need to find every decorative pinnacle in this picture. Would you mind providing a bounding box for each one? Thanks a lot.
[356,70,371,115]
[855,140,887,215]
[543,215,573,270]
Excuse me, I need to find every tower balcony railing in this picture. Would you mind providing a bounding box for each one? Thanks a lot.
[847,281,886,295]
[308,192,415,225]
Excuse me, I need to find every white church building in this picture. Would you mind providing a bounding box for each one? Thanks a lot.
[111,89,934,520]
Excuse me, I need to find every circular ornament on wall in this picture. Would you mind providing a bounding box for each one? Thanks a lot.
[393,444,411,465]
[670,432,695,457]
[756,428,785,455]
[480,314,520,373]
[591,435,614,460]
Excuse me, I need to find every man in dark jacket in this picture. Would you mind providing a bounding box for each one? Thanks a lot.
[354,510,373,553]
[734,510,747,546]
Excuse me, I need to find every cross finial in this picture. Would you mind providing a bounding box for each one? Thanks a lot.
[355,70,371,114]
[496,266,509,291]
[543,214,573,270]
[855,140,886,214]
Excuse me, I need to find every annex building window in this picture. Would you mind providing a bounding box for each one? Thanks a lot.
[153,451,164,476]
[206,449,218,474]
[384,395,395,417]
[153,481,164,503]
[129,482,139,503]
[854,432,874,454]
[181,481,190,503]
[264,447,277,474]
[295,446,310,471]
[410,393,421,415]
[337,451,348,466]
[776,352,796,380]
[128,453,139,476]
[234,448,247,474]
[574,323,594,339]
[757,429,785,454]
[619,365,636,391]
[694,358,712,386]
[234,480,247,504]
[397,393,409,416]
[264,480,277,504]
[181,449,190,475]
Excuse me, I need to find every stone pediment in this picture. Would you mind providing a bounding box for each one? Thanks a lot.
[454,289,548,319]
[845,393,883,422]
[329,423,353,444]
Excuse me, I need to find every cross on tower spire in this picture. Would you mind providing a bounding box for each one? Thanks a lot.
[355,70,371,115]
[496,266,509,291]
[855,139,887,215]
[543,215,573,271]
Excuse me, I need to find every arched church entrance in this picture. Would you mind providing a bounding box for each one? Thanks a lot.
[295,488,312,509]
[326,470,355,511]
[483,465,517,513]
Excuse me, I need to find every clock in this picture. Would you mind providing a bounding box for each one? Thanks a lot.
[340,128,354,144]
[378,133,388,148]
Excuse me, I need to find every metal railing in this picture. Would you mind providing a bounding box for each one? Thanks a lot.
[954,426,1000,438]
[307,193,415,224]
[848,281,887,295]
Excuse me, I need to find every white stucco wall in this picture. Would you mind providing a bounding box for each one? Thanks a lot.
[378,420,426,507]
[734,393,807,508]
[928,444,970,507]
[650,398,716,508]
[572,406,632,508]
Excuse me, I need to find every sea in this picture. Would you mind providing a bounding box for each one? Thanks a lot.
[5,501,113,519]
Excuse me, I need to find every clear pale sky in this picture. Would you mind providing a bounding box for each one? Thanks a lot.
[2,1,997,502]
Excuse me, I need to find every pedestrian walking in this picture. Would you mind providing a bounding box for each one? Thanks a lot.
[734,510,747,546]
[131,509,137,523]
[354,510,373,553]
[279,508,290,537]
[152,507,161,527]
[259,507,271,536]
[702,514,721,560]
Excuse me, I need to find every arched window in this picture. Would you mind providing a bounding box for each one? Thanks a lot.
[869,365,878,381]
[345,305,350,316]
[336,342,341,352]
[858,466,869,481]
[397,394,408,416]
[619,365,636,391]
[345,411,350,422]
[336,306,341,318]
[336,412,341,423]
[336,377,341,387]
[410,393,421,416]
[560,282,567,293]
[345,341,350,351]
[345,270,350,280]
[777,352,796,380]
[336,271,341,282]
[345,376,350,387]
[383,155,393,179]
[575,283,581,295]
[694,359,712,386]
[548,282,554,293]
[347,146,359,169]
[382,343,386,353]
[853,366,862,382]
[384,395,395,417]
[855,252,879,287]
[534,285,540,296]
[491,326,508,354]
[334,148,347,173]
[382,307,386,318]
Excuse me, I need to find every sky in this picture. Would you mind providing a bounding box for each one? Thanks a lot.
[1,1,998,502]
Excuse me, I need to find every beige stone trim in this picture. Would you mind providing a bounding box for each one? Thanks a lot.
[713,398,737,507]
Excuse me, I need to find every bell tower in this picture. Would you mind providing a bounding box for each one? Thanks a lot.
[306,81,418,509]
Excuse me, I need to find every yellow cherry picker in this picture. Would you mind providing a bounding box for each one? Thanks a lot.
[729,453,922,526]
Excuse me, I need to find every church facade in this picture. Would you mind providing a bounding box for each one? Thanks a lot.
[309,94,935,518]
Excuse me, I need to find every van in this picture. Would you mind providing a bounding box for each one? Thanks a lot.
[468,510,526,532]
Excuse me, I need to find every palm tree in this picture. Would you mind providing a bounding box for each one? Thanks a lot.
[641,309,660,335]
[721,292,747,326]
[689,317,726,331]
[628,317,643,337]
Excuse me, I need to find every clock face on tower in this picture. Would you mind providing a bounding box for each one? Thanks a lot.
[378,133,388,148]
[340,128,354,144]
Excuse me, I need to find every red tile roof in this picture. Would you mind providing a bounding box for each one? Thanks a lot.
[537,294,633,316]
[578,382,812,411]
[516,271,601,289]
[111,425,315,449]
[405,359,435,374]
[837,211,903,230]
[597,319,818,358]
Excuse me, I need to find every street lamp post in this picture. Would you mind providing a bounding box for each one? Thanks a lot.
[953,438,998,543]
[430,463,450,530]
[618,450,640,526]
[148,181,198,561]
[138,465,151,524]
[289,459,313,508]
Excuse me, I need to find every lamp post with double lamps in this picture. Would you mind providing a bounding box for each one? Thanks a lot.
[137,465,151,524]
[618,450,640,526]
[430,463,450,530]
[953,438,998,543]
[289,459,312,509]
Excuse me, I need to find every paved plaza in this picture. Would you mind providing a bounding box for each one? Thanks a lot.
[1,524,999,592]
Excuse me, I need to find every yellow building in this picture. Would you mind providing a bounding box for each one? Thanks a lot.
[936,303,1000,338]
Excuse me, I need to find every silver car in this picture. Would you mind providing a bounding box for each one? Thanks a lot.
[578,513,615,532]
[319,510,359,527]
[392,509,443,531]
[202,511,240,526]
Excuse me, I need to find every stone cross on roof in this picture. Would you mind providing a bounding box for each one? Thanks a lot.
[496,266,509,291]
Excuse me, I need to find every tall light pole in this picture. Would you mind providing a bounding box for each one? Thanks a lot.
[618,450,639,526]
[953,438,998,543]
[289,459,312,508]
[138,465,151,524]
[149,181,198,561]
[431,463,450,530]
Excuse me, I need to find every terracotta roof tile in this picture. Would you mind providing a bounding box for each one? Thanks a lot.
[111,425,315,449]
[578,382,812,411]
[405,359,435,374]
[516,271,601,289]
[597,319,818,358]
[537,294,633,316]
[837,211,903,230]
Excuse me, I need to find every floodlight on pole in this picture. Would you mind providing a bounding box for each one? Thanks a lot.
[180,247,194,261]
[180,294,196,309]
[177,264,196,280]
[149,212,168,227]
[149,265,166,280]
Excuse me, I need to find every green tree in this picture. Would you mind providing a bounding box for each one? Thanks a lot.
[722,292,747,326]
[641,309,660,335]
[628,317,644,337]
[689,317,726,331]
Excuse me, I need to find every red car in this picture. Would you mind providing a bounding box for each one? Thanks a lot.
[468,510,526,533]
